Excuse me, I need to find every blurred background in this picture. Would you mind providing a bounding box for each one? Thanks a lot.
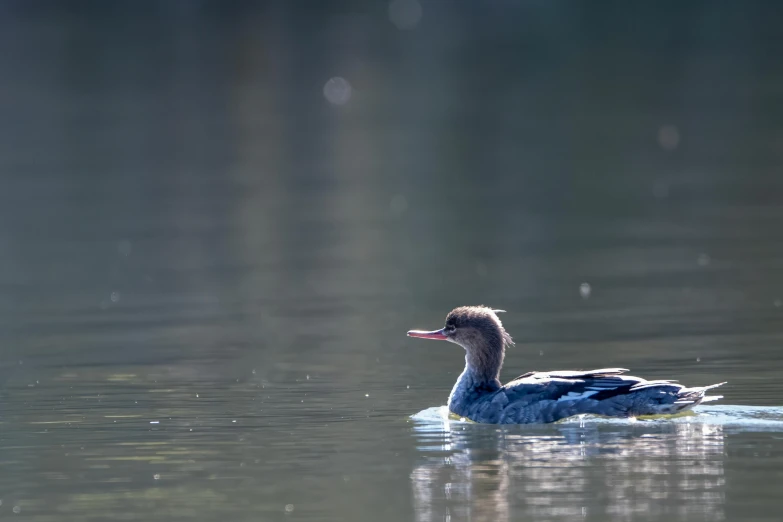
[0,1,782,521]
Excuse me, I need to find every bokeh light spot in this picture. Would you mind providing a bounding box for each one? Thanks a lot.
[389,0,422,30]
[658,125,680,151]
[323,77,352,106]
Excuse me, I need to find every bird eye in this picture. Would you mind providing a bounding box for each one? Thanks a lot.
[445,324,456,334]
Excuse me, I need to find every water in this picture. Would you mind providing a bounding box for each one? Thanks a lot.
[412,406,783,522]
[1,3,783,521]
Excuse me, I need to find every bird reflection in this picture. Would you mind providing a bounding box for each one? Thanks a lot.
[410,409,725,522]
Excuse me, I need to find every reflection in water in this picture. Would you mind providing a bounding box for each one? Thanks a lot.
[411,408,725,522]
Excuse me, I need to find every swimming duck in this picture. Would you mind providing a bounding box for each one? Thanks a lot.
[407,306,725,424]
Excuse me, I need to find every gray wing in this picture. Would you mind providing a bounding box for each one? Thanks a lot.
[497,368,723,423]
[503,368,682,404]
[510,368,631,381]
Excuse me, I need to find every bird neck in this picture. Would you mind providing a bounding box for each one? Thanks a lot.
[464,342,504,384]
[448,357,502,413]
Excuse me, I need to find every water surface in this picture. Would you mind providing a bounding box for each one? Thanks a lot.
[1,3,783,522]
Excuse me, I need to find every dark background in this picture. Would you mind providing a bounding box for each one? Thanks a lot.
[0,2,782,521]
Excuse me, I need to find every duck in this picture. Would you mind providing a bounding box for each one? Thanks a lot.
[407,305,725,424]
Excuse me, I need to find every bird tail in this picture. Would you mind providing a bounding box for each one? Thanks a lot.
[673,382,726,410]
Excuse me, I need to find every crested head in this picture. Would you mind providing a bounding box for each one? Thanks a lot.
[442,306,514,380]
[407,305,514,382]
[443,306,514,347]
